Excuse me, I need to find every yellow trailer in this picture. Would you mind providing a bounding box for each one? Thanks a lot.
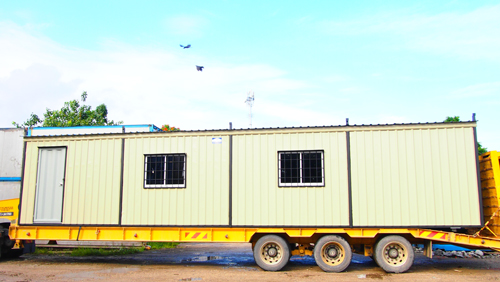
[7,224,500,272]
[3,123,500,273]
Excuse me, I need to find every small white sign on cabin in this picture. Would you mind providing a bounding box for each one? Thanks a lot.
[212,137,222,144]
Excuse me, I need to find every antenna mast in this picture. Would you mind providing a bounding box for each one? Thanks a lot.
[245,91,255,128]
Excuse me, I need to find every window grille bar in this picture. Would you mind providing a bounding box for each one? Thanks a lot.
[144,153,186,188]
[278,150,324,187]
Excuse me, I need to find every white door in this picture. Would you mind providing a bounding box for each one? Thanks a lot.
[34,147,66,223]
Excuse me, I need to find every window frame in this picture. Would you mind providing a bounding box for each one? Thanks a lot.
[143,153,187,189]
[278,150,325,187]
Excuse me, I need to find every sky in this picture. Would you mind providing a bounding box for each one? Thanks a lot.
[0,0,499,150]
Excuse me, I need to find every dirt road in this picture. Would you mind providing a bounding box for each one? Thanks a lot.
[1,243,499,281]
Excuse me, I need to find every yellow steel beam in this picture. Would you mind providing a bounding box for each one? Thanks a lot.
[10,226,260,243]
[411,229,500,250]
[10,225,500,251]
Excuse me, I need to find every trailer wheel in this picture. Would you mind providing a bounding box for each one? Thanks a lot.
[253,235,290,271]
[374,235,414,273]
[313,235,352,272]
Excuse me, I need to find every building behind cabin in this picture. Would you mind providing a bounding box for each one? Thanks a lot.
[27,124,161,136]
[0,128,24,202]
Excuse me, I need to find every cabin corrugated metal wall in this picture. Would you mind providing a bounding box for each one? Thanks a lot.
[121,134,230,226]
[350,125,481,227]
[232,131,350,226]
[19,122,481,228]
[20,137,122,225]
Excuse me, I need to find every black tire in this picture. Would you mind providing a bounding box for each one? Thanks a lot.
[373,235,414,273]
[253,235,290,271]
[313,235,352,272]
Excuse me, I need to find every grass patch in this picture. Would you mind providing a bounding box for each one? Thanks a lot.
[29,242,176,257]
[70,247,144,257]
[34,247,50,255]
[30,247,71,256]
[147,242,179,249]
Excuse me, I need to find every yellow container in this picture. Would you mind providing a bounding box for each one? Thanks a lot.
[479,151,500,237]
[0,198,20,224]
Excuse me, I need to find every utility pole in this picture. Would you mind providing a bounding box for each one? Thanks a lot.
[245,91,255,128]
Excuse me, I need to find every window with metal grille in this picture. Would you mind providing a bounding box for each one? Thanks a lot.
[278,150,324,187]
[144,154,186,188]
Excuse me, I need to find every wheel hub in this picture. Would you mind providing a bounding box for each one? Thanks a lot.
[388,248,399,259]
[327,247,338,258]
[268,247,278,257]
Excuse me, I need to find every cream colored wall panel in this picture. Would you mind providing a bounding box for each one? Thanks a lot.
[65,140,78,224]
[20,138,122,225]
[232,131,349,226]
[20,143,37,224]
[351,127,480,227]
[121,135,229,226]
[63,138,121,225]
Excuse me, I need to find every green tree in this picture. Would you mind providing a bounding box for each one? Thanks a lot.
[13,92,122,128]
[477,143,488,155]
[160,124,180,131]
[444,116,460,122]
[443,116,487,155]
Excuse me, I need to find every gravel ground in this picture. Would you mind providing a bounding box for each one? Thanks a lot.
[1,243,499,281]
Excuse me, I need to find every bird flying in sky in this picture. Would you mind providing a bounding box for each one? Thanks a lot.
[196,65,204,71]
[180,44,191,49]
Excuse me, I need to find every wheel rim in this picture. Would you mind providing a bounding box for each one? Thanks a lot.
[259,242,283,265]
[320,242,345,266]
[382,242,408,266]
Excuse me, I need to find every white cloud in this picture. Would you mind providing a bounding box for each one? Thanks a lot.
[319,5,500,61]
[0,21,327,130]
[255,102,343,127]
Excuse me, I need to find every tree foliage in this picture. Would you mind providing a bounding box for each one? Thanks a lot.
[444,116,460,122]
[13,92,122,128]
[477,143,488,155]
[443,116,487,155]
[160,124,180,131]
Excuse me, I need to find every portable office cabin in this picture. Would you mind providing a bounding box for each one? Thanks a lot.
[18,121,482,229]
